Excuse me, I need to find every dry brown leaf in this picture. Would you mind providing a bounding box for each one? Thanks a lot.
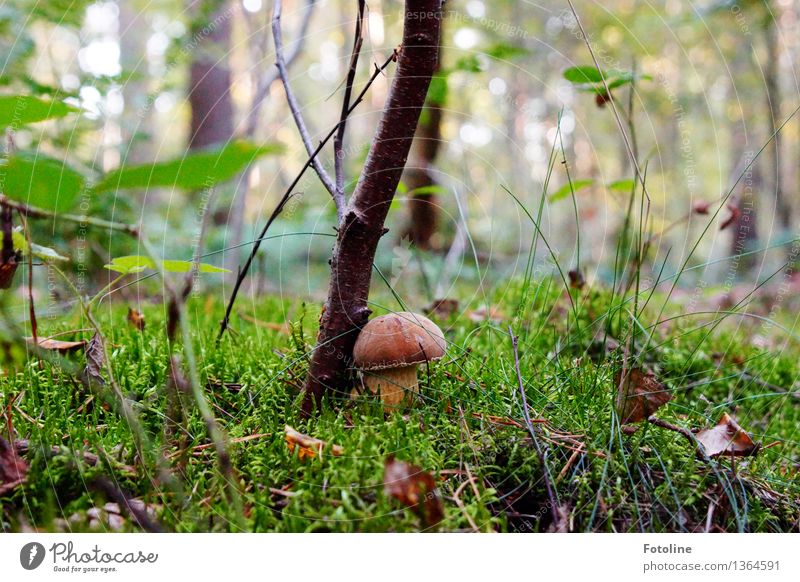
[383,455,444,526]
[615,367,672,424]
[284,425,343,460]
[568,269,585,290]
[696,413,759,458]
[467,305,504,325]
[84,332,105,385]
[0,257,20,289]
[127,307,145,331]
[0,436,28,495]
[425,298,460,319]
[26,336,87,353]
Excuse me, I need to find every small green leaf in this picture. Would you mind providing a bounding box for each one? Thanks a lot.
[104,255,228,275]
[408,185,446,197]
[94,140,284,193]
[0,152,85,212]
[563,66,604,84]
[484,43,529,61]
[12,229,69,262]
[426,73,449,106]
[549,179,594,202]
[0,95,78,127]
[607,178,636,192]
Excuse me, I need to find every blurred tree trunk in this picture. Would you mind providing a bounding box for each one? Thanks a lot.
[761,7,791,234]
[401,29,444,250]
[187,0,234,151]
[302,0,443,414]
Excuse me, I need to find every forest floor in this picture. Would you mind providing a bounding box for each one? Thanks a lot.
[2,278,799,532]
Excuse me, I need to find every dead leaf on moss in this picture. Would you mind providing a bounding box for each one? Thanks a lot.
[25,336,86,353]
[615,367,672,424]
[284,425,343,460]
[425,298,460,319]
[696,413,759,458]
[0,436,28,495]
[127,308,145,331]
[383,455,443,526]
[467,305,504,325]
[84,332,105,385]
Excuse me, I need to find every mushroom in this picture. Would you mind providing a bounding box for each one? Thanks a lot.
[353,312,446,411]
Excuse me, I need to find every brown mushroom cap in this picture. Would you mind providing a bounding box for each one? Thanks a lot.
[353,312,446,371]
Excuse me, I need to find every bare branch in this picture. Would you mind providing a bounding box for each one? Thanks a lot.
[333,0,366,214]
[273,0,343,217]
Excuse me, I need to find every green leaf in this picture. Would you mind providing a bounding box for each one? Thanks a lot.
[104,255,228,275]
[0,152,85,212]
[12,229,69,262]
[408,185,446,197]
[484,43,529,61]
[453,55,482,73]
[549,179,594,202]
[94,140,284,193]
[563,66,604,84]
[607,178,636,192]
[426,73,449,106]
[0,95,78,127]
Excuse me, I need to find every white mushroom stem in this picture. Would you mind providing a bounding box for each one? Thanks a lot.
[363,365,419,411]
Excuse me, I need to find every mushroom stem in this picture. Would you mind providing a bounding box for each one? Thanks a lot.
[363,365,419,411]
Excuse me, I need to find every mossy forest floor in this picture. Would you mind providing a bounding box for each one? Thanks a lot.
[2,279,799,532]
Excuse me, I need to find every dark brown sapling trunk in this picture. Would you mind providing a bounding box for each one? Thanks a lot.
[302,0,443,415]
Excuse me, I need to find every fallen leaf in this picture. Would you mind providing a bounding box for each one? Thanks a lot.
[284,425,343,460]
[0,436,28,495]
[84,332,105,385]
[719,204,741,231]
[568,269,585,290]
[425,298,460,319]
[615,367,672,424]
[383,455,444,526]
[467,305,505,325]
[127,307,145,331]
[696,413,759,458]
[25,336,87,353]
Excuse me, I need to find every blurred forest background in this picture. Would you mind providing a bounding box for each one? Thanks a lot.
[2,0,799,309]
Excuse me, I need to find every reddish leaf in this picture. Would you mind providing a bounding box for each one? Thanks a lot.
[0,436,28,495]
[696,413,759,458]
[719,204,741,231]
[615,367,672,424]
[284,425,343,460]
[127,308,145,331]
[383,455,444,526]
[692,200,710,215]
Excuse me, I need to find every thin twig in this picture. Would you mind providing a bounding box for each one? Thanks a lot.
[508,325,561,524]
[245,0,317,137]
[0,195,139,236]
[332,0,366,221]
[218,51,397,340]
[273,0,340,213]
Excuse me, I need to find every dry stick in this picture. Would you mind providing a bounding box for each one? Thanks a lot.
[92,476,163,533]
[273,0,341,215]
[218,51,397,340]
[332,0,366,217]
[509,326,561,525]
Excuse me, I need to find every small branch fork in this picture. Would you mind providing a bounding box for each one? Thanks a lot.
[218,50,398,340]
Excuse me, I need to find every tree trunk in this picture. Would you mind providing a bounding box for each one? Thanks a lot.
[762,8,790,233]
[402,31,444,250]
[187,0,234,151]
[302,0,443,414]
